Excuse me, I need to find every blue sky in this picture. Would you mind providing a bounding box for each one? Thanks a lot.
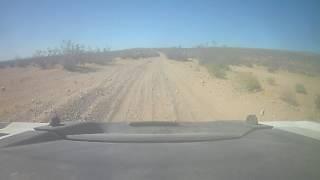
[0,0,319,60]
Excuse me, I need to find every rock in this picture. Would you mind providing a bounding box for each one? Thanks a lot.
[1,86,5,92]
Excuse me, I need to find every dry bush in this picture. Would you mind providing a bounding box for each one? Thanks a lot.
[159,48,191,61]
[15,60,29,68]
[280,90,299,106]
[0,64,6,69]
[205,63,230,79]
[159,47,320,76]
[60,56,78,71]
[315,95,320,110]
[115,49,160,59]
[237,72,262,92]
[266,77,276,86]
[267,66,278,73]
[62,61,78,71]
[295,83,307,94]
[0,42,160,71]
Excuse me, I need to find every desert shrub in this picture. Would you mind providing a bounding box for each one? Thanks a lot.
[237,72,262,92]
[295,83,307,94]
[36,59,50,69]
[0,62,7,68]
[160,47,320,76]
[61,59,78,71]
[159,48,191,61]
[115,49,160,59]
[266,77,276,86]
[54,54,77,71]
[15,60,29,67]
[280,90,299,106]
[245,63,253,68]
[267,66,278,73]
[62,63,75,71]
[205,63,230,79]
[315,95,320,110]
[6,61,15,68]
[0,41,115,70]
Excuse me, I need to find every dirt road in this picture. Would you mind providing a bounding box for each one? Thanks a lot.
[55,53,228,122]
[1,53,318,122]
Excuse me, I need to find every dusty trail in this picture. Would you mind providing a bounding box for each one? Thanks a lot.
[46,53,228,122]
[0,53,264,122]
[2,53,318,122]
[56,53,216,122]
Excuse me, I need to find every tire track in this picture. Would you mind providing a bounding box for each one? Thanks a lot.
[55,63,138,121]
[87,61,149,121]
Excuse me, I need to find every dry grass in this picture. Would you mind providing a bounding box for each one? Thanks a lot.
[280,90,299,106]
[315,95,320,110]
[266,77,276,86]
[205,63,230,79]
[160,47,320,76]
[0,41,159,72]
[295,83,307,94]
[267,66,278,73]
[236,72,262,92]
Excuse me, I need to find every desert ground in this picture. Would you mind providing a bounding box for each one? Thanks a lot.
[0,53,319,122]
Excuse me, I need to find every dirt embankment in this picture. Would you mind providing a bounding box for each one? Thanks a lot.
[0,53,319,122]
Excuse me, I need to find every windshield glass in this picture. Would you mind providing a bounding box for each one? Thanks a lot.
[0,0,319,124]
